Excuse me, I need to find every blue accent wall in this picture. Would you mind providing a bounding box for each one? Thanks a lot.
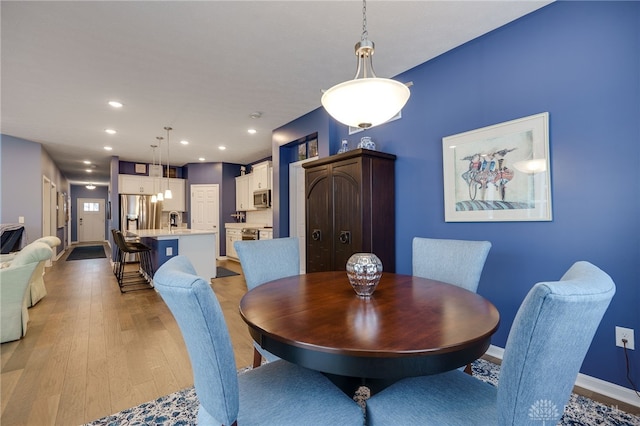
[273,2,639,389]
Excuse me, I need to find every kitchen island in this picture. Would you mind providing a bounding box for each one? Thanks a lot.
[127,229,217,280]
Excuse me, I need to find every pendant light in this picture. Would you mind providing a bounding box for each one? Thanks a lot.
[156,137,164,202]
[150,144,158,203]
[163,126,173,199]
[321,0,410,129]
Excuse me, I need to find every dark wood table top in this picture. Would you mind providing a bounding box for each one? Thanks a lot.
[239,271,500,381]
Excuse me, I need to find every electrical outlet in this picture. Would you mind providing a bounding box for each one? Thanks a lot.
[18,216,25,224]
[166,247,173,256]
[615,326,635,350]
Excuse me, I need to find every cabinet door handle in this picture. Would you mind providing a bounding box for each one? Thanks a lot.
[311,229,322,241]
[338,231,351,244]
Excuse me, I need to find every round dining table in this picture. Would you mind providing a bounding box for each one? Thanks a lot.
[239,271,500,392]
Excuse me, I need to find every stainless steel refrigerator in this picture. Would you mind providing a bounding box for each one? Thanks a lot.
[119,194,163,232]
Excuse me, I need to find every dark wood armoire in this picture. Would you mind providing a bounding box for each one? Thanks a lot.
[303,148,396,273]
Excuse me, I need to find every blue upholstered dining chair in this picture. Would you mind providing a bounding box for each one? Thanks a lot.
[234,237,300,367]
[412,237,492,293]
[413,237,492,373]
[153,256,363,426]
[366,261,616,426]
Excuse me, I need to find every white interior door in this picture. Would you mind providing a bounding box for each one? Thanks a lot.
[77,198,105,242]
[289,157,316,273]
[191,184,220,258]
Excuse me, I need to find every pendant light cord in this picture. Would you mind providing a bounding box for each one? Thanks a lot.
[361,0,368,41]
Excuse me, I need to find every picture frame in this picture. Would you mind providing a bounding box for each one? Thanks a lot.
[442,112,552,222]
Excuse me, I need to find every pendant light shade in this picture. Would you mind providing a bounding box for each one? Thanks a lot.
[322,77,409,129]
[321,1,410,129]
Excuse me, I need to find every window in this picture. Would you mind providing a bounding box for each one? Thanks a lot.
[83,202,100,212]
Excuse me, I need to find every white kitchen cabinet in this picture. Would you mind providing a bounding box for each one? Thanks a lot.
[119,174,157,195]
[259,229,273,240]
[251,161,271,192]
[235,174,254,211]
[226,228,242,260]
[162,178,186,211]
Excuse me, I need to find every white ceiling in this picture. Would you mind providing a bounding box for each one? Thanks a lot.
[1,1,551,185]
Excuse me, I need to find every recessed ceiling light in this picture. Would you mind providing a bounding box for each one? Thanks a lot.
[248,129,257,134]
[83,160,91,164]
[86,169,93,173]
[218,146,226,150]
[198,157,205,162]
[180,140,189,145]
[104,146,113,151]
[108,101,123,108]
[105,129,117,134]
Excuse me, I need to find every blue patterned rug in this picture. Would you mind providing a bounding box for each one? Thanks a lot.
[85,359,640,425]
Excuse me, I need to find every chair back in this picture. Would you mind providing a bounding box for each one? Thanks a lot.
[153,256,239,425]
[412,237,491,292]
[234,237,300,291]
[11,242,53,267]
[497,261,615,425]
[33,236,61,248]
[1,227,24,254]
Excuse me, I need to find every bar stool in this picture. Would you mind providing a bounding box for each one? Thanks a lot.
[112,230,153,293]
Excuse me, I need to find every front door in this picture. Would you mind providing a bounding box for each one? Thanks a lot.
[77,198,105,242]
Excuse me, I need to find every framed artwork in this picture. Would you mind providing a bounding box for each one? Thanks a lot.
[442,112,552,222]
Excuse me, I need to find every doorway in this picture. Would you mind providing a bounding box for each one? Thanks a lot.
[77,198,105,242]
[289,157,316,273]
[190,184,220,258]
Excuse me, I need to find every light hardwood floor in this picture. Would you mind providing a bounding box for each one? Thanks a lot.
[1,244,253,425]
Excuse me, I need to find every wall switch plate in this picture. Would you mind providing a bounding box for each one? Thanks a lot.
[615,326,634,350]
[18,216,25,224]
[166,247,173,256]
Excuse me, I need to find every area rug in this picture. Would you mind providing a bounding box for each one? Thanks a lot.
[66,245,106,261]
[84,360,640,425]
[214,266,239,278]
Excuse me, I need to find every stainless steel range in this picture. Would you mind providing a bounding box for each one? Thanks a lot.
[241,228,259,240]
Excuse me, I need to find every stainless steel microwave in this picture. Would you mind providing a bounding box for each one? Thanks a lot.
[253,189,271,208]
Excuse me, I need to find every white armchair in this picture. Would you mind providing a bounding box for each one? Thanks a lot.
[27,236,60,306]
[0,236,60,306]
[0,242,53,343]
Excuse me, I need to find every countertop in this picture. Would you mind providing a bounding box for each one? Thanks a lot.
[127,229,217,239]
[224,223,271,230]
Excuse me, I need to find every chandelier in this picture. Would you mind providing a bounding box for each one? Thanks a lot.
[321,0,410,129]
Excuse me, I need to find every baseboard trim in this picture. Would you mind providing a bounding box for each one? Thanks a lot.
[485,345,640,408]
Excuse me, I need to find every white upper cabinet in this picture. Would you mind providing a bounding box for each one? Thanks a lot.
[162,178,186,211]
[235,174,253,211]
[119,174,156,195]
[251,161,271,192]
